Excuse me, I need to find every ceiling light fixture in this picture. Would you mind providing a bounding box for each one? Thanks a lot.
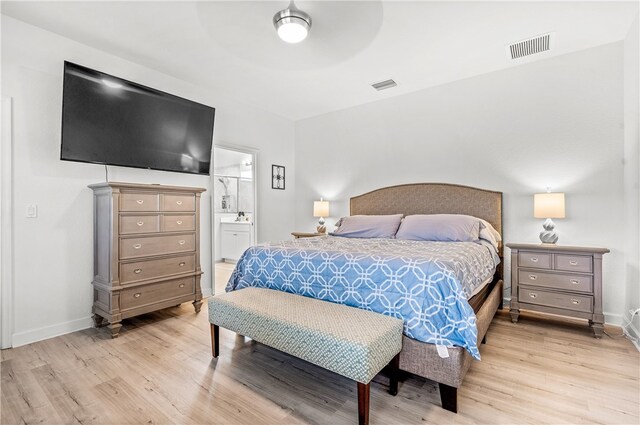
[273,1,312,44]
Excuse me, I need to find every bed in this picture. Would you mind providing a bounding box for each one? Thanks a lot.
[227,183,504,413]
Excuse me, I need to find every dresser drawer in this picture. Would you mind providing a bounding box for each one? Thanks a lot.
[162,194,195,212]
[163,214,196,232]
[120,254,196,284]
[518,252,551,269]
[120,277,195,310]
[555,254,592,273]
[518,270,592,293]
[120,233,196,259]
[120,193,159,212]
[519,286,593,313]
[120,215,160,235]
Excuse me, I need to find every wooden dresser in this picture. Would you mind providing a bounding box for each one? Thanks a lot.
[507,243,609,338]
[89,182,206,338]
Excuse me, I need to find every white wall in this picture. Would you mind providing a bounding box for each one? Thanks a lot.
[1,16,295,347]
[623,15,640,339]
[295,43,627,324]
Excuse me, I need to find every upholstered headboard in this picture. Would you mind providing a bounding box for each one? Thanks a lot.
[350,183,503,265]
[350,183,502,234]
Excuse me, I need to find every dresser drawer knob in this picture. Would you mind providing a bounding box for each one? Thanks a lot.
[571,299,580,305]
[178,240,186,245]
[528,274,537,280]
[134,293,141,298]
[529,293,538,299]
[179,283,185,288]
[136,221,144,226]
[136,199,144,205]
[134,268,142,274]
[179,262,186,267]
[133,244,142,249]
[570,279,580,285]
[176,200,183,205]
[569,260,578,266]
[176,220,183,225]
[530,257,538,263]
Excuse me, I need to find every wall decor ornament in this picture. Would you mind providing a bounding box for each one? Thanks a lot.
[272,164,285,190]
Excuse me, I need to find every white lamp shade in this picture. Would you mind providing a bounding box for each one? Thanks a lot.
[534,193,565,219]
[313,200,329,217]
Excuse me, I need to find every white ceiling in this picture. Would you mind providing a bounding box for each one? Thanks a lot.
[2,1,638,121]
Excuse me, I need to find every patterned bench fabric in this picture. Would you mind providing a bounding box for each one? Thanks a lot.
[209,287,403,384]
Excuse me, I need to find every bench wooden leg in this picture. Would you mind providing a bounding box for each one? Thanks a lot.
[388,354,400,396]
[357,382,370,425]
[211,324,219,358]
[438,383,458,413]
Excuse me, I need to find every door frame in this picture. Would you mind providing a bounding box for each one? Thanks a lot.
[211,143,259,293]
[1,96,14,349]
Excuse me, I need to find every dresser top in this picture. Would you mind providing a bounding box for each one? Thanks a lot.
[89,181,206,193]
[506,243,609,254]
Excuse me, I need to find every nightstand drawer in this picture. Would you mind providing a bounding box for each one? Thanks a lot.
[555,254,592,273]
[519,287,593,313]
[518,270,593,293]
[518,252,551,269]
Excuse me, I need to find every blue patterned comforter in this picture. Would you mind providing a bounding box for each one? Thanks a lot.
[226,236,500,359]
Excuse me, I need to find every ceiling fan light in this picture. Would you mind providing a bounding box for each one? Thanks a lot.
[273,3,312,44]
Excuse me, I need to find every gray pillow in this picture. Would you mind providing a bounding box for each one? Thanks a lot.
[331,214,403,239]
[395,214,481,242]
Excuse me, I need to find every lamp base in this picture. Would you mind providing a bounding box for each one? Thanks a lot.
[539,218,558,244]
[316,225,326,234]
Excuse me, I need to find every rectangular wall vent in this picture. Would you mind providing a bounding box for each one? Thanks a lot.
[509,33,551,59]
[371,79,397,91]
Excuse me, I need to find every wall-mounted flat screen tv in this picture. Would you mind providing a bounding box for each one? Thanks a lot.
[61,61,215,175]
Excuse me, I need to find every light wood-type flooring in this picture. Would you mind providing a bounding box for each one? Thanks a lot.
[2,264,639,424]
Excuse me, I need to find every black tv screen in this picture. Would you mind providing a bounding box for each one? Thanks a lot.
[61,62,215,175]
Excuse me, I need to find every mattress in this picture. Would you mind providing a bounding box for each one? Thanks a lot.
[226,236,500,359]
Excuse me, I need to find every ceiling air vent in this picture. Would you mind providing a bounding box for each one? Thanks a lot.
[509,33,552,59]
[371,79,397,91]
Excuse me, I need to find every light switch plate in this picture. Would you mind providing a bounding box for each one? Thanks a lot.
[26,204,37,218]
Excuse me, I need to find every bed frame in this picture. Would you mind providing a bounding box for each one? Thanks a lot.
[350,183,504,413]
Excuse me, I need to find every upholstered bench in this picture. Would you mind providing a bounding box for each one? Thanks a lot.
[208,287,404,425]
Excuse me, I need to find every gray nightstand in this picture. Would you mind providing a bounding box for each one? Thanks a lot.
[291,232,324,239]
[507,243,609,338]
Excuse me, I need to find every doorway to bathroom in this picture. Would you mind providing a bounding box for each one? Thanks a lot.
[212,146,257,294]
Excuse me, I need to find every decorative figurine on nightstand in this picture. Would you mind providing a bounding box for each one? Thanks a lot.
[313,198,330,234]
[534,191,565,244]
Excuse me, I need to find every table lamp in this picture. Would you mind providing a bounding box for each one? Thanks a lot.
[313,198,329,233]
[534,192,565,244]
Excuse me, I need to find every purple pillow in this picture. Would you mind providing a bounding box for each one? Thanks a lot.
[395,214,480,242]
[331,214,403,239]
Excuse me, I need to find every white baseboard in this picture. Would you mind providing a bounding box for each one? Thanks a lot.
[604,312,623,326]
[202,287,213,297]
[11,316,93,348]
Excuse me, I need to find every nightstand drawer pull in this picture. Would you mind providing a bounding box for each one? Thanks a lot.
[529,293,538,299]
[136,199,144,205]
[528,274,538,280]
[570,279,580,285]
[176,200,183,205]
[530,257,539,263]
[179,283,185,288]
[136,221,144,226]
[571,299,580,305]
[179,262,186,267]
[569,260,578,266]
[134,293,141,298]
[178,240,186,245]
[133,268,142,274]
[176,220,183,225]
[133,244,142,249]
